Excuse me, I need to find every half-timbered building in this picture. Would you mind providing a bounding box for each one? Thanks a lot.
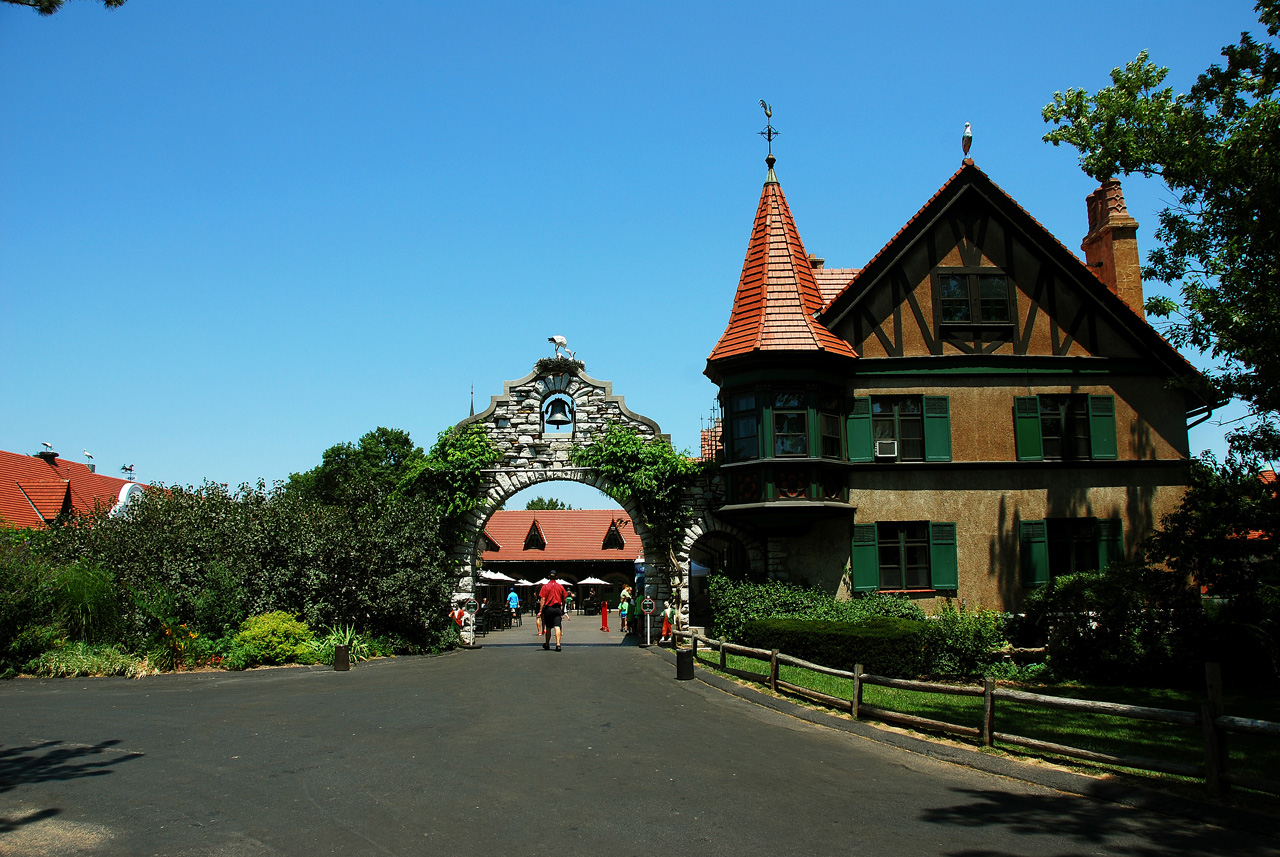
[703,154,1215,611]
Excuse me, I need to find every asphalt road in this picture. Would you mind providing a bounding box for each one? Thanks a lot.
[2,620,1275,857]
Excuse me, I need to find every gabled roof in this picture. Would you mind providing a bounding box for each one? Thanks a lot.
[707,158,858,365]
[481,509,640,564]
[818,159,1208,388]
[0,450,143,529]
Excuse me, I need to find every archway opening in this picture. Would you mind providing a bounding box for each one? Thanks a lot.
[687,531,752,629]
[476,478,640,617]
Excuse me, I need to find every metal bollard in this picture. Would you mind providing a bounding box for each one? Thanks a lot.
[334,644,350,671]
[676,648,694,681]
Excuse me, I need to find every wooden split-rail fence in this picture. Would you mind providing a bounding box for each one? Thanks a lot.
[672,630,1280,797]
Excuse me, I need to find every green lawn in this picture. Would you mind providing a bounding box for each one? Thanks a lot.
[693,648,1280,791]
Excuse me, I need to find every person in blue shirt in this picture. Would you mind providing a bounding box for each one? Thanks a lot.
[506,588,520,626]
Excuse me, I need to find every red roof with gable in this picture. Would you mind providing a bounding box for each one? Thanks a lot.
[0,450,144,528]
[481,509,641,564]
[707,160,858,364]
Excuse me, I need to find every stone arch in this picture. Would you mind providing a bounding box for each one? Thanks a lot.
[449,361,668,596]
[671,510,767,628]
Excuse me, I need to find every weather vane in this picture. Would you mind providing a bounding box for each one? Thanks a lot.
[759,100,778,155]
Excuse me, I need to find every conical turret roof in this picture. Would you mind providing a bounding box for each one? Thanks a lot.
[707,158,857,365]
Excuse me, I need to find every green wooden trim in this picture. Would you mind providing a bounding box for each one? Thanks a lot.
[923,396,952,462]
[851,523,879,593]
[1014,396,1043,461]
[808,407,821,458]
[1089,395,1118,460]
[1097,518,1124,569]
[837,356,1160,376]
[847,397,873,462]
[1020,519,1050,587]
[929,522,958,590]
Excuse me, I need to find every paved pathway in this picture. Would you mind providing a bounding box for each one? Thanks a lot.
[2,620,1275,856]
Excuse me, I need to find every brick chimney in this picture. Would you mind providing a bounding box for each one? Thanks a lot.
[1081,179,1144,317]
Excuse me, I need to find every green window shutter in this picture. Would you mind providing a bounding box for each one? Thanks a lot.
[1014,396,1043,461]
[851,523,879,592]
[928,522,958,590]
[847,397,873,462]
[923,396,952,462]
[1019,519,1050,587]
[1089,395,1118,460]
[1097,518,1124,569]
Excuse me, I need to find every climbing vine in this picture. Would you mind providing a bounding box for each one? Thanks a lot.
[572,424,707,605]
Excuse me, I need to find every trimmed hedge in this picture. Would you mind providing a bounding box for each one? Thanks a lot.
[741,617,927,678]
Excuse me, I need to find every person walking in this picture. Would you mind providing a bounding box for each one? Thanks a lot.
[539,571,568,652]
[619,586,633,634]
[506,587,520,627]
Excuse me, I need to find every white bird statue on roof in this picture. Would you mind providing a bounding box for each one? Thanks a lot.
[962,122,973,158]
[41,441,53,451]
[84,449,93,461]
[548,335,568,358]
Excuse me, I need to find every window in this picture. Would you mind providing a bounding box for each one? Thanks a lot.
[847,396,951,463]
[1020,517,1123,587]
[523,521,546,551]
[820,394,842,459]
[730,393,759,461]
[850,521,958,592]
[1015,395,1117,461]
[938,270,1012,324]
[602,520,626,551]
[773,391,807,457]
[872,397,924,461]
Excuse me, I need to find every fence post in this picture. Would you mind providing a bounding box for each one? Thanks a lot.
[852,663,864,719]
[1202,661,1228,795]
[770,649,779,693]
[981,678,995,747]
[719,639,726,671]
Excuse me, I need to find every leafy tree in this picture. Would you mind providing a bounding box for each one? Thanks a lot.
[524,496,574,511]
[396,422,503,538]
[572,425,706,610]
[1042,2,1280,457]
[3,0,126,13]
[288,427,425,508]
[1145,455,1279,600]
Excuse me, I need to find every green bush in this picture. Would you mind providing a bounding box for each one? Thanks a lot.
[233,612,315,666]
[923,600,1007,677]
[1024,560,1204,684]
[709,576,925,641]
[741,617,928,678]
[28,642,146,679]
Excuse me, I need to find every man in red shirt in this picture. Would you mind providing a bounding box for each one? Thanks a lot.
[539,570,568,652]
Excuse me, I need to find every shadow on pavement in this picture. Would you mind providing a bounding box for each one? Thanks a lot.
[0,739,143,795]
[922,786,1275,857]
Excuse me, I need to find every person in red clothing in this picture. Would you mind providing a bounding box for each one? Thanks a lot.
[539,570,568,652]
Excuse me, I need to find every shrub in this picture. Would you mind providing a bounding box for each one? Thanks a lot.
[233,612,315,666]
[709,576,925,642]
[308,624,374,666]
[28,642,146,679]
[741,617,928,678]
[923,600,1007,678]
[1024,560,1204,684]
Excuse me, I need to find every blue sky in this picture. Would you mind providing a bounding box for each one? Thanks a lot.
[0,1,1261,509]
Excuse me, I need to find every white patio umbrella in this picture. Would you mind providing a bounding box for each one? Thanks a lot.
[578,576,610,585]
[479,570,517,582]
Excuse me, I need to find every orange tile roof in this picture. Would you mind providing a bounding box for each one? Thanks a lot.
[814,267,858,306]
[0,449,145,528]
[481,509,641,564]
[707,163,858,364]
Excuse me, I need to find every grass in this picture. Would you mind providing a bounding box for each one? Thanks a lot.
[693,647,1280,794]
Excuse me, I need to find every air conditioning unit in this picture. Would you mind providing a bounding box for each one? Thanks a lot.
[874,439,898,459]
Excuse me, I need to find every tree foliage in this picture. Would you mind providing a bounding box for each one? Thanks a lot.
[288,426,425,509]
[396,422,503,535]
[1042,2,1280,456]
[3,0,125,14]
[524,496,574,511]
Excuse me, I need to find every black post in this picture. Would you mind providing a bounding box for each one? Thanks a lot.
[334,645,350,671]
[676,648,694,680]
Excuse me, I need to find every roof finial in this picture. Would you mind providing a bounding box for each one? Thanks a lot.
[759,100,778,181]
[962,121,973,162]
[470,384,475,417]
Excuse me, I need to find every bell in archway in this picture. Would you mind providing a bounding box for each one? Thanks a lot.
[544,398,573,427]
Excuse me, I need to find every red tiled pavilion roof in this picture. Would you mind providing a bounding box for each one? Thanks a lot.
[481,509,641,564]
[0,449,145,528]
[707,160,857,364]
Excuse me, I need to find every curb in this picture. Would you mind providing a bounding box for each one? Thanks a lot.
[646,645,1276,836]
